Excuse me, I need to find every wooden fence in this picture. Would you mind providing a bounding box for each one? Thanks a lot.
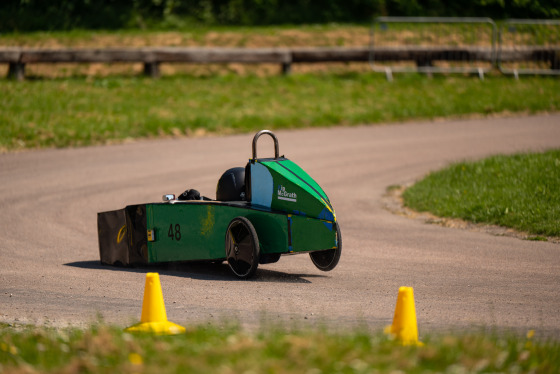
[1,46,558,80]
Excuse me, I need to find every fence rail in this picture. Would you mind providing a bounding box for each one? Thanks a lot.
[1,19,559,80]
[0,47,293,80]
[498,19,560,77]
[369,17,497,80]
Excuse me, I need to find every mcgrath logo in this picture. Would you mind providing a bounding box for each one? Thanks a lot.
[277,185,297,202]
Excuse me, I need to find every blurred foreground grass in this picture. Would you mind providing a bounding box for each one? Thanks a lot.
[1,323,559,373]
[2,74,559,151]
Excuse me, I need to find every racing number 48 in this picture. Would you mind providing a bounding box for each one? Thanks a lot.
[168,224,181,241]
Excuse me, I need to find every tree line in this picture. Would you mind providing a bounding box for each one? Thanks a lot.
[2,0,559,32]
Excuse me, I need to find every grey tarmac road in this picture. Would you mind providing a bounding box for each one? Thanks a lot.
[1,114,560,336]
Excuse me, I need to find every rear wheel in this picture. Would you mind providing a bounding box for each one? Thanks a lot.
[225,217,260,279]
[310,222,341,271]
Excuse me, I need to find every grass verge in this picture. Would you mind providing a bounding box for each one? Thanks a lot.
[403,150,560,239]
[1,323,559,373]
[2,74,560,151]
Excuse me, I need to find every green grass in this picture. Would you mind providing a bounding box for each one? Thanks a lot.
[2,74,560,151]
[1,26,559,151]
[403,150,560,238]
[1,323,559,373]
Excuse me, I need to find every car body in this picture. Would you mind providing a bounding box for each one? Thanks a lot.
[97,130,341,279]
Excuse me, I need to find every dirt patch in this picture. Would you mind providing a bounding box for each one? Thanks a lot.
[382,184,560,244]
[0,27,371,48]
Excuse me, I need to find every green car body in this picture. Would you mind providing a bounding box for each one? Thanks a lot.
[97,130,341,279]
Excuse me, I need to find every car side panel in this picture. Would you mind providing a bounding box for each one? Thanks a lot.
[146,203,289,263]
[290,214,337,253]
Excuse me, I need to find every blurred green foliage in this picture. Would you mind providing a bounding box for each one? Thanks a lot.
[1,323,559,374]
[2,0,559,32]
[2,74,559,151]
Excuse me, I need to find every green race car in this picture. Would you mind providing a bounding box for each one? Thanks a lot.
[97,130,341,279]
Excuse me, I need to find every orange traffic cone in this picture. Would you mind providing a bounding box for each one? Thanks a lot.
[125,273,186,335]
[384,286,422,345]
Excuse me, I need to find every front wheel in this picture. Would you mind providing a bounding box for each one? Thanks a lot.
[310,222,341,271]
[225,217,260,279]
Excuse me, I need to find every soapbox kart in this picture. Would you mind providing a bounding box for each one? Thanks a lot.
[97,130,341,279]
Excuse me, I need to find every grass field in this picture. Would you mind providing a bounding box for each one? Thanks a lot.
[1,323,559,373]
[2,74,559,151]
[2,26,560,151]
[403,150,560,239]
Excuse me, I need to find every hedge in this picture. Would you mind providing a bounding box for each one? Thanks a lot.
[2,0,559,31]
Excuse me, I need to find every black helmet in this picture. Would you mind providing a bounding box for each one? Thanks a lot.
[216,167,246,201]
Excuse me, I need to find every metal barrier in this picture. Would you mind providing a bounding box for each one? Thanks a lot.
[370,17,497,80]
[498,19,560,77]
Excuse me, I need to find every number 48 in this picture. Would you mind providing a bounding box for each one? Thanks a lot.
[168,224,181,241]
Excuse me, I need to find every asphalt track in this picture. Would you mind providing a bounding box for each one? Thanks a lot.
[1,114,560,336]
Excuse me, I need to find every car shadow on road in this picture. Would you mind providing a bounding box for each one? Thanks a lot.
[65,260,327,284]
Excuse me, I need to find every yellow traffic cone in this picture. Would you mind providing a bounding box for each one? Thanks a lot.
[384,286,422,345]
[125,273,186,335]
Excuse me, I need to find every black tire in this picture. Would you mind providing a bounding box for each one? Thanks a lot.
[310,222,341,271]
[225,217,260,279]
